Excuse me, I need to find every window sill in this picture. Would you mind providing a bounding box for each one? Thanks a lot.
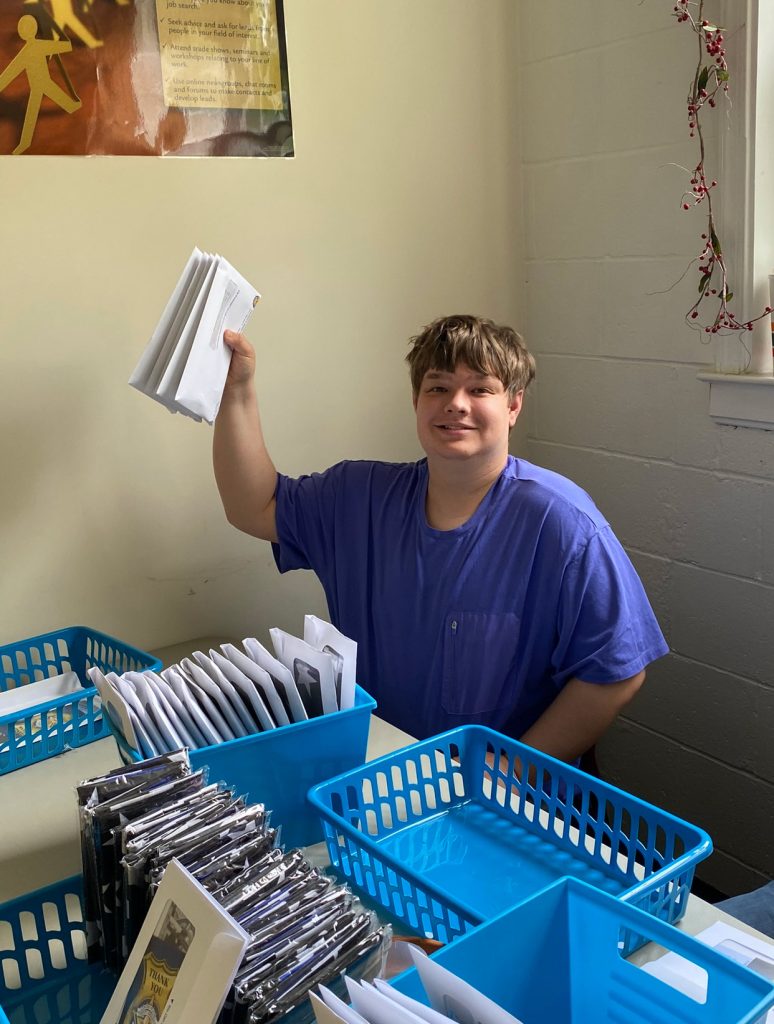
[697,372,774,430]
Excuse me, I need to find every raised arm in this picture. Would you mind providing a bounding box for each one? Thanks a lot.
[213,330,279,542]
[518,672,645,764]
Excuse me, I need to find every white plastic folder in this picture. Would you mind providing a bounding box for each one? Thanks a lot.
[130,247,260,424]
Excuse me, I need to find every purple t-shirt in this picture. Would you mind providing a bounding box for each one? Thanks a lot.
[273,457,668,741]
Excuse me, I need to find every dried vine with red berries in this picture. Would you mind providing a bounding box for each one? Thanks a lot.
[674,0,771,341]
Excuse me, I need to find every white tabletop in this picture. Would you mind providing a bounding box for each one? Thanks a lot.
[0,636,769,961]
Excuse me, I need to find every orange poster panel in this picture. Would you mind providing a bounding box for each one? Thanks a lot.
[0,0,292,155]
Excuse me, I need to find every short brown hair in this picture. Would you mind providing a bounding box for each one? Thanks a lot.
[406,315,535,398]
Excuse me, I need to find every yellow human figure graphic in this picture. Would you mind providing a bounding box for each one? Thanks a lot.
[48,0,103,49]
[0,15,82,155]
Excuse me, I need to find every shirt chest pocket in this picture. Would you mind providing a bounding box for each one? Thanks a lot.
[441,611,521,716]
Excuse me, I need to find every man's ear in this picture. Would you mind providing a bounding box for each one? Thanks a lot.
[412,391,418,411]
[508,390,524,427]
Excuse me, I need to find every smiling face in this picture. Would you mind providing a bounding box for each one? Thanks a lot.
[413,362,523,470]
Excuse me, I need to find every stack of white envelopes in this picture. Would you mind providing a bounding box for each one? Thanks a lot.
[130,247,260,424]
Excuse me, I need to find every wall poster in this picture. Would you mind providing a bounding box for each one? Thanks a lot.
[0,0,292,155]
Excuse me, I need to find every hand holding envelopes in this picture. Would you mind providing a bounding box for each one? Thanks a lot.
[130,247,260,424]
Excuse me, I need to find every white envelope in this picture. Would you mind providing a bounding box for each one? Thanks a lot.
[99,860,249,1024]
[152,670,209,748]
[179,663,237,745]
[130,247,260,425]
[129,247,203,400]
[143,670,201,750]
[304,615,357,711]
[174,256,260,423]
[108,672,165,758]
[220,643,291,726]
[131,250,211,422]
[207,649,276,732]
[191,651,261,734]
[180,658,246,739]
[87,667,147,759]
[0,670,82,719]
[373,978,456,1024]
[127,672,186,752]
[164,667,224,747]
[269,628,338,716]
[408,945,525,1024]
[346,979,436,1024]
[155,257,220,408]
[312,988,369,1024]
[242,637,308,723]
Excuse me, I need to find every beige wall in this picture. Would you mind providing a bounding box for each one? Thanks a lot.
[0,1,522,653]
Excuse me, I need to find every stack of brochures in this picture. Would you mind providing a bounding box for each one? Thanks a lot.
[129,247,260,424]
[89,616,356,759]
[78,750,390,1024]
[313,949,524,1024]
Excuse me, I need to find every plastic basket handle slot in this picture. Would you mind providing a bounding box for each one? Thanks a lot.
[619,934,709,1006]
[612,917,774,1021]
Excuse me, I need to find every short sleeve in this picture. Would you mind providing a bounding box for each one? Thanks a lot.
[552,526,669,685]
[272,467,342,580]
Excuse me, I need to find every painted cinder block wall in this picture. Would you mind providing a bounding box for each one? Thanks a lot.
[517,2,774,894]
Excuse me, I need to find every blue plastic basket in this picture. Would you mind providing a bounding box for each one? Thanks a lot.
[0,626,161,776]
[0,876,115,1024]
[109,684,377,850]
[391,877,774,1024]
[308,725,712,948]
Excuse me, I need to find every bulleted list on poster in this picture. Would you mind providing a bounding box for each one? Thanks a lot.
[155,0,283,110]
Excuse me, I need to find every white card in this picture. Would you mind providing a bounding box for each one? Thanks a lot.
[269,628,339,716]
[127,672,186,752]
[180,658,246,739]
[0,670,82,719]
[155,257,220,408]
[220,643,291,726]
[242,637,308,723]
[129,247,260,425]
[164,667,224,747]
[346,979,437,1024]
[191,651,259,734]
[132,250,212,421]
[207,649,276,732]
[151,671,209,748]
[129,247,203,397]
[99,860,249,1024]
[87,667,145,758]
[108,672,166,757]
[143,671,201,750]
[373,978,456,1024]
[408,945,525,1024]
[304,615,357,711]
[175,256,260,423]
[178,672,236,743]
[313,987,369,1024]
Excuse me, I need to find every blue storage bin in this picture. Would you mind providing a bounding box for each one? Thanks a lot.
[0,876,114,1024]
[0,626,161,775]
[110,684,377,850]
[391,877,774,1024]
[308,725,712,948]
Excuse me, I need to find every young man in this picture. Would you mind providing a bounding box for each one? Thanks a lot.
[213,315,668,763]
